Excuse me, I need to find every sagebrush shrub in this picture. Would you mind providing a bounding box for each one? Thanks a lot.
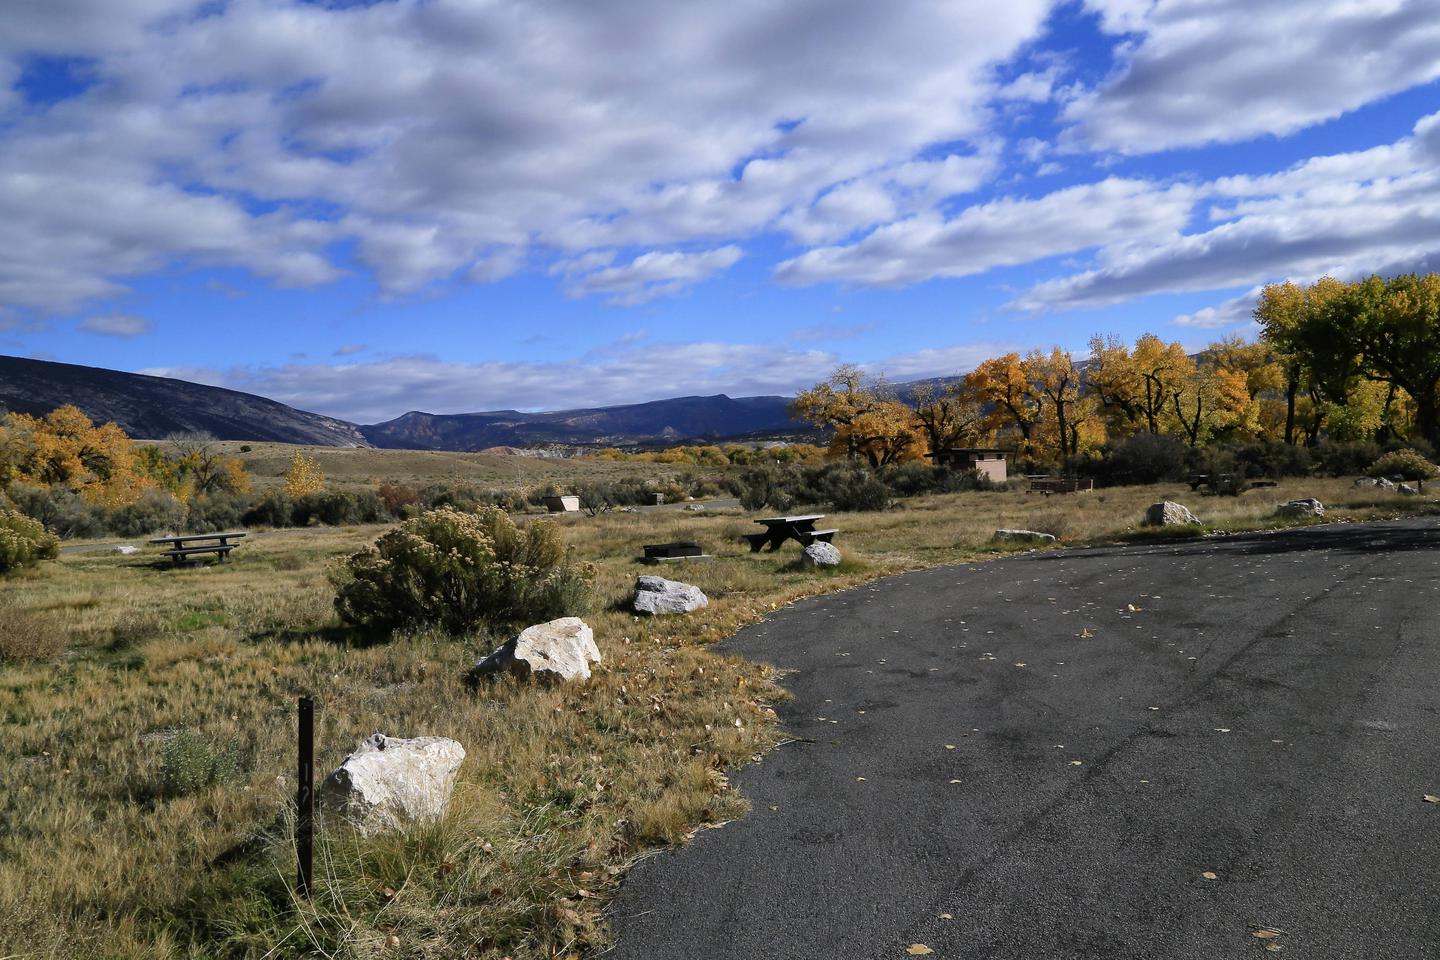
[332,507,594,633]
[1367,448,1439,481]
[160,731,239,797]
[0,509,60,575]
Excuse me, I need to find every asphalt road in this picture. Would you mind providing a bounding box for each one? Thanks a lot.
[605,518,1440,960]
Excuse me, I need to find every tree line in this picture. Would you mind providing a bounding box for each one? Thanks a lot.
[790,273,1440,472]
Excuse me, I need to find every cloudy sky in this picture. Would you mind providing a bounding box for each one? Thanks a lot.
[3,0,1439,423]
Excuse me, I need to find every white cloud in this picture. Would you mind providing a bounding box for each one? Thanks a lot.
[78,313,152,337]
[775,178,1195,287]
[0,0,1050,312]
[142,336,1015,423]
[566,246,744,305]
[1018,115,1440,311]
[1066,0,1440,153]
[1173,289,1261,329]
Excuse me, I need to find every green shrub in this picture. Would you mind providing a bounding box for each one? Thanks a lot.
[1367,448,1439,481]
[160,731,239,798]
[6,484,107,539]
[185,492,248,533]
[332,507,594,633]
[822,465,891,512]
[0,509,60,575]
[242,493,294,528]
[574,482,616,516]
[110,489,187,536]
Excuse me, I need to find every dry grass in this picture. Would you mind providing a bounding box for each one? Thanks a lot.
[2,475,1436,958]
[159,440,713,493]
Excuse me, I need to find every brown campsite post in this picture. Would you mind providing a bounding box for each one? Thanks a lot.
[297,696,314,899]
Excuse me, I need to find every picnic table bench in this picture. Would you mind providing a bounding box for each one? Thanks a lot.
[743,515,838,552]
[1027,476,1094,495]
[149,532,247,565]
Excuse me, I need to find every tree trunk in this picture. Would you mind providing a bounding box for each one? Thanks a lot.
[1284,374,1298,446]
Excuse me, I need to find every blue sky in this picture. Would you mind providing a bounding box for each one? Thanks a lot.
[2,0,1439,423]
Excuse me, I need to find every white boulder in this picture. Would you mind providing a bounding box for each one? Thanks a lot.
[1398,483,1420,496]
[113,545,139,555]
[473,617,601,682]
[1144,501,1200,526]
[992,529,1058,545]
[1276,498,1325,518]
[633,575,708,615]
[319,733,465,833]
[802,541,843,567]
[1377,477,1397,490]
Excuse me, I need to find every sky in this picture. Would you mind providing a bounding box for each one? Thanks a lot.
[2,0,1439,424]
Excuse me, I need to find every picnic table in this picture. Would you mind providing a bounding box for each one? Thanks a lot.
[149,531,247,565]
[744,515,838,552]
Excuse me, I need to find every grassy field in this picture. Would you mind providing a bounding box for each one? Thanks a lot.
[177,441,713,493]
[2,475,1437,958]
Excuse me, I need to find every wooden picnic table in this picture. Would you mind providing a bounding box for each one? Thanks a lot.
[744,515,839,552]
[148,531,247,565]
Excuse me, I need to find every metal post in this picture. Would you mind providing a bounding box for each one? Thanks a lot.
[297,696,314,899]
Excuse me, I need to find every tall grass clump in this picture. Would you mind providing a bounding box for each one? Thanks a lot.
[0,596,64,662]
[0,508,60,575]
[332,506,594,633]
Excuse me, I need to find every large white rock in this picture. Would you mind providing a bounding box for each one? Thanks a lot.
[1276,498,1325,518]
[633,575,709,615]
[319,733,465,833]
[1144,501,1200,526]
[1377,477,1397,490]
[473,617,601,682]
[1398,483,1420,496]
[802,541,843,567]
[992,529,1058,545]
[114,544,139,555]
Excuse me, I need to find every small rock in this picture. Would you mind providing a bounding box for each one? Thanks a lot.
[1276,498,1325,518]
[802,541,843,567]
[472,617,601,682]
[1398,483,1419,496]
[1144,501,1200,526]
[992,529,1057,544]
[319,733,465,834]
[1377,476,1397,490]
[633,575,708,615]
[114,545,139,555]
[684,504,706,511]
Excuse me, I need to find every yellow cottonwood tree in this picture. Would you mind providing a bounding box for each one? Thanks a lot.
[964,353,1044,455]
[6,405,150,507]
[284,452,325,498]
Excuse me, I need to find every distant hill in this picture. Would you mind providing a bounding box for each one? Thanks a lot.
[0,354,812,450]
[0,355,371,446]
[360,394,808,450]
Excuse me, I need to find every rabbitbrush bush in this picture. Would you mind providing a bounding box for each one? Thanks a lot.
[0,508,60,575]
[1366,448,1440,481]
[332,506,593,633]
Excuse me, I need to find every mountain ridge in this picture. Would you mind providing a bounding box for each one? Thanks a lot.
[0,354,813,451]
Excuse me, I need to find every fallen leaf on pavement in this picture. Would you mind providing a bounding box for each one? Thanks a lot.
[1252,929,1282,939]
[1201,871,1218,880]
[906,946,933,956]
[1424,794,1439,803]
[939,913,953,920]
